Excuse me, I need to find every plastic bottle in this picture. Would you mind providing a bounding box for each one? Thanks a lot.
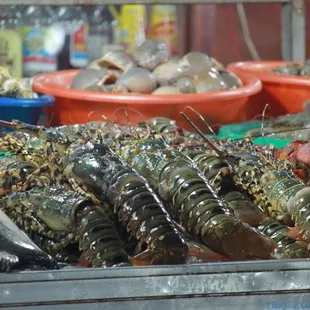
[0,6,23,77]
[56,6,89,70]
[117,5,147,53]
[87,5,115,61]
[149,5,179,55]
[20,6,58,77]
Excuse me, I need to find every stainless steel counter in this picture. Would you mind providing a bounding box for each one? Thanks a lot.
[1,259,310,309]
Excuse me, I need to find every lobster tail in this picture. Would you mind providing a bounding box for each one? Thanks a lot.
[256,219,310,259]
[158,160,277,260]
[197,214,275,260]
[109,171,189,265]
[76,205,131,268]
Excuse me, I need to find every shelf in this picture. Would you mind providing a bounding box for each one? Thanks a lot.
[1,259,310,309]
[0,0,304,61]
[0,0,290,4]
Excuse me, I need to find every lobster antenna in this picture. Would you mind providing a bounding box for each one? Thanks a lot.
[114,107,146,140]
[123,108,133,136]
[113,107,145,122]
[113,107,147,140]
[88,110,121,131]
[180,111,224,156]
[88,110,108,122]
[260,104,270,140]
[261,103,271,160]
[252,112,273,121]
[184,106,218,138]
[237,126,310,140]
[48,112,54,127]
[144,123,153,141]
[66,116,76,137]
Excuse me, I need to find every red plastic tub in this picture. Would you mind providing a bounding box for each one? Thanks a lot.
[33,69,262,131]
[228,61,310,118]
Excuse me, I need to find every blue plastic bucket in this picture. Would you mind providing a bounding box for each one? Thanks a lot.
[0,94,55,132]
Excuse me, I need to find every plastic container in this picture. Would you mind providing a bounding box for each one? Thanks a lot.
[33,70,262,130]
[217,121,291,148]
[116,5,147,52]
[218,121,267,138]
[0,95,55,131]
[86,5,114,61]
[55,6,89,70]
[149,5,179,56]
[20,5,58,77]
[227,61,310,118]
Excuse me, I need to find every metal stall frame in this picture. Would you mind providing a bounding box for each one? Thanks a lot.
[1,259,310,309]
[1,0,306,60]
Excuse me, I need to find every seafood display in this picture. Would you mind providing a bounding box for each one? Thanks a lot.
[1,112,310,273]
[272,60,310,76]
[71,40,242,95]
[0,66,35,99]
[245,111,310,141]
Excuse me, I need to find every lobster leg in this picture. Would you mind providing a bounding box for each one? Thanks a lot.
[67,176,101,205]
[0,119,42,136]
[186,241,230,263]
[209,166,233,189]
[130,246,189,266]
[0,251,19,272]
[130,249,157,266]
[171,220,229,262]
[22,163,66,190]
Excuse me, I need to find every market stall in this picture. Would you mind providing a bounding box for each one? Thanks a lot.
[0,1,309,309]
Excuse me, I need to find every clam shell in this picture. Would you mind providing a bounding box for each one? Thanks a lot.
[133,39,170,71]
[97,51,136,72]
[71,69,115,90]
[153,61,181,86]
[116,67,157,94]
[152,86,181,95]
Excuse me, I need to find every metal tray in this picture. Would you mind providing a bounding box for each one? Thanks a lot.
[1,259,310,309]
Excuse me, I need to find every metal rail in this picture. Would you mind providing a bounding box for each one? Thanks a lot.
[0,0,305,60]
[1,259,310,309]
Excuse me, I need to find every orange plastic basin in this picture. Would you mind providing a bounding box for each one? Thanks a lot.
[228,61,310,118]
[33,69,262,131]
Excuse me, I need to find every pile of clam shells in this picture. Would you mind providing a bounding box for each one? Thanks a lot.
[71,39,243,95]
[0,67,35,99]
[272,60,310,77]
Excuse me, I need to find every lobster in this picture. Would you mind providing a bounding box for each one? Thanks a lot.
[61,141,189,265]
[117,136,277,260]
[0,185,131,267]
[0,208,59,272]
[186,150,310,258]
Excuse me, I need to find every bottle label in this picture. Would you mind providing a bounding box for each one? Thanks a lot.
[70,24,88,68]
[21,27,57,75]
[0,30,22,78]
[149,7,178,55]
[119,6,146,53]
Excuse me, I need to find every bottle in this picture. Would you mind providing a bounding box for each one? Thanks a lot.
[20,6,58,77]
[0,6,23,77]
[149,5,179,56]
[118,5,147,53]
[56,6,89,70]
[87,5,114,61]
